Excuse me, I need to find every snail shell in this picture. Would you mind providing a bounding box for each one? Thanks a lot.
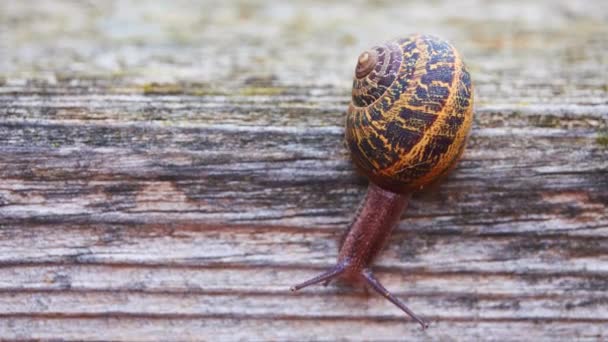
[346,34,474,193]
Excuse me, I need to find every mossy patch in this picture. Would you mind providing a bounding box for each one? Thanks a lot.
[142,83,184,95]
[530,115,561,128]
[340,33,357,46]
[190,88,227,96]
[239,86,283,96]
[596,131,608,148]
[537,116,561,128]
[141,83,227,96]
[139,82,285,96]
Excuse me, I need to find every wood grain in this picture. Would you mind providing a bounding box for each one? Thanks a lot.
[1,0,608,341]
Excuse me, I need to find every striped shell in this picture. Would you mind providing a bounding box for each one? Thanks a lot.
[346,35,474,193]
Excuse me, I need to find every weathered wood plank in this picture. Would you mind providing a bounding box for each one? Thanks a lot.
[0,319,605,342]
[2,290,608,322]
[0,106,605,235]
[1,264,607,297]
[1,0,608,340]
[1,224,608,275]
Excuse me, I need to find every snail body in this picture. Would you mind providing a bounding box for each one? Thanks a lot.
[291,35,474,330]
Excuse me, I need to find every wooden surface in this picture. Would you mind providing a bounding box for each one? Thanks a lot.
[1,0,608,341]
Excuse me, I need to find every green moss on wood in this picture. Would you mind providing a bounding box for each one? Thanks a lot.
[340,33,357,46]
[142,83,184,95]
[133,83,287,97]
[537,116,561,128]
[239,86,283,96]
[529,115,562,128]
[188,88,220,96]
[596,132,608,148]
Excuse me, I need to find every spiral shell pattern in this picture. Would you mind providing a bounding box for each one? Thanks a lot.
[346,35,474,193]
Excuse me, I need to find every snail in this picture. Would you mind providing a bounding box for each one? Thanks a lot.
[290,34,474,330]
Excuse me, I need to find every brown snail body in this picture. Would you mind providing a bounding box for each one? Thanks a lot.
[291,34,474,330]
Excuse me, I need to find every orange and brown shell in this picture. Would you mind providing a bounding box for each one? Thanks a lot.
[346,34,474,193]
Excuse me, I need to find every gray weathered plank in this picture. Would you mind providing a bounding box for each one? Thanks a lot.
[1,0,607,341]
[0,319,605,342]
